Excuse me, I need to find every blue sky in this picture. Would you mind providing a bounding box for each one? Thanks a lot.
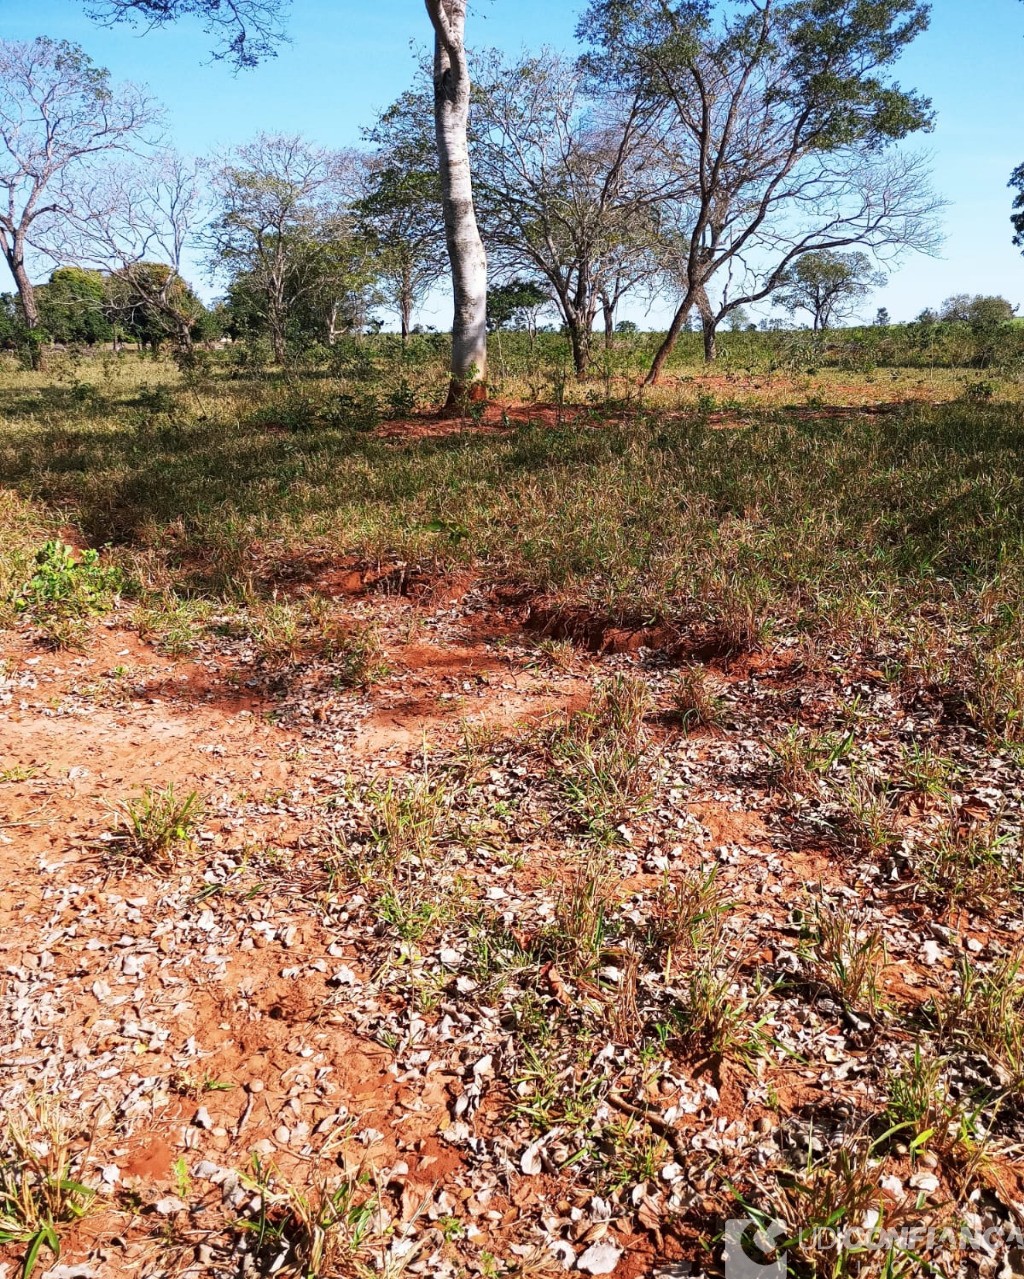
[5,0,1024,326]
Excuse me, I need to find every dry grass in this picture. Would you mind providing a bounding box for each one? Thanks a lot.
[670,666,726,731]
[548,673,654,835]
[3,351,1024,743]
[0,1098,97,1279]
[237,1154,415,1278]
[4,341,1024,1278]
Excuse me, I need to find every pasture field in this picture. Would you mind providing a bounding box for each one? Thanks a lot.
[2,334,1024,1279]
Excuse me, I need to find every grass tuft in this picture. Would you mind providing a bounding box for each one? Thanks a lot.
[549,673,654,836]
[110,784,204,868]
[0,1098,97,1279]
[669,665,726,732]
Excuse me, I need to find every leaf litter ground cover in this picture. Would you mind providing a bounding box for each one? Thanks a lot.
[2,364,1024,1279]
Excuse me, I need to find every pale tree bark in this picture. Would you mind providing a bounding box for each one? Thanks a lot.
[400,263,413,344]
[327,301,342,345]
[268,302,287,363]
[424,0,488,411]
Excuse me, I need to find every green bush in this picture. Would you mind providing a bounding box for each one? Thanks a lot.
[15,541,122,647]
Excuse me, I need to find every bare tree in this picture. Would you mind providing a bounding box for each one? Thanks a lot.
[357,89,448,343]
[83,0,490,408]
[472,51,666,377]
[208,133,357,362]
[65,152,211,351]
[580,0,941,376]
[656,149,942,359]
[0,37,158,359]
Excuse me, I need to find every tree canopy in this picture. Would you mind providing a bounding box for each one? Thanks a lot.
[777,251,887,331]
[578,0,940,375]
[85,0,288,67]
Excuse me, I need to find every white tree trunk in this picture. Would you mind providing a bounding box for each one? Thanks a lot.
[425,0,488,410]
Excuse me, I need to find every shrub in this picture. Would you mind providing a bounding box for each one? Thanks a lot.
[15,540,122,647]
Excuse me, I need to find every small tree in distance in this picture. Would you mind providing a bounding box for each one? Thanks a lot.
[0,37,158,363]
[939,294,1017,330]
[209,134,357,363]
[37,267,112,345]
[487,279,549,336]
[357,90,448,344]
[104,261,206,351]
[777,251,887,331]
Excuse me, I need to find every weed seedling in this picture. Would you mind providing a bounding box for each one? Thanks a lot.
[676,946,772,1061]
[236,1154,388,1278]
[648,864,728,975]
[535,860,615,979]
[670,666,725,732]
[111,784,203,867]
[916,816,1015,911]
[881,1047,991,1185]
[800,898,887,1013]
[16,540,122,648]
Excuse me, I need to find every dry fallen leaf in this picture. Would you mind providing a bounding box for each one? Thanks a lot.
[577,1240,622,1274]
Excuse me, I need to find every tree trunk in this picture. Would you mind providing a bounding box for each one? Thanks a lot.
[8,258,39,328]
[269,316,286,364]
[602,297,615,349]
[645,296,694,386]
[427,0,488,412]
[4,240,46,369]
[400,285,412,345]
[694,284,717,364]
[567,319,590,378]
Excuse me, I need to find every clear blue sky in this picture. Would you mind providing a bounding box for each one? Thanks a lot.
[4,0,1023,325]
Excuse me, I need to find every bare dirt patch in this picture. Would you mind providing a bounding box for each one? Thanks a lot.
[2,572,1023,1278]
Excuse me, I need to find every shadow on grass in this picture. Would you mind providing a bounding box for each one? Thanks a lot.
[2,393,1024,621]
